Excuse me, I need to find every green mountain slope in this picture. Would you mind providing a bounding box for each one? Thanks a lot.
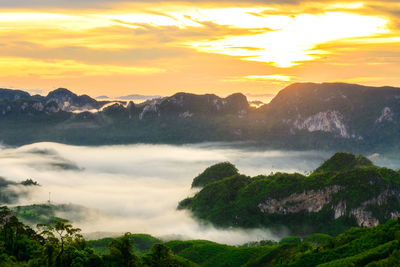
[179,152,400,235]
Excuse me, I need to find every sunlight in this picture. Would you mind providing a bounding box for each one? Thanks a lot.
[244,75,293,82]
[186,12,389,67]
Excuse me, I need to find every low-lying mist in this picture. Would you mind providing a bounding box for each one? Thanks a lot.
[0,142,397,245]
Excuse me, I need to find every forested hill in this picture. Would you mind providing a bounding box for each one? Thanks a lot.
[179,152,400,235]
[2,205,400,266]
[0,82,400,151]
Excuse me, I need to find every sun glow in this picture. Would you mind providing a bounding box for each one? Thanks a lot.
[187,12,389,67]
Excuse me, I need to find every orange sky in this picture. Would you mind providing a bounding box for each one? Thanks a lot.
[0,0,399,101]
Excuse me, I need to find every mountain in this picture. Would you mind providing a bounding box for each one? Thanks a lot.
[137,92,249,120]
[178,152,400,235]
[0,88,30,101]
[191,162,239,188]
[255,82,400,144]
[45,88,102,111]
[0,82,399,150]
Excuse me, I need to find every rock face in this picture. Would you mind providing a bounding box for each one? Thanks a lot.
[141,92,249,119]
[348,189,400,227]
[258,185,343,214]
[376,107,394,123]
[293,111,349,138]
[258,186,400,228]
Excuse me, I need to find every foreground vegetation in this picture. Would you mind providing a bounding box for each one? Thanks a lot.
[2,205,400,266]
[0,206,187,267]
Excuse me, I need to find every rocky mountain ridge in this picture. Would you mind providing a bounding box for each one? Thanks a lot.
[0,82,399,149]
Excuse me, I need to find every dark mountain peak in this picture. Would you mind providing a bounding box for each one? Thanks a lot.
[79,94,96,102]
[0,88,31,101]
[191,162,239,188]
[224,93,248,110]
[46,88,77,98]
[45,88,100,111]
[313,152,373,174]
[225,92,247,99]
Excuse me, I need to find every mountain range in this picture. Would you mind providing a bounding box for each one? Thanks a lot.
[0,82,399,151]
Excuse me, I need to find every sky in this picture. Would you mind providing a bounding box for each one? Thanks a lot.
[0,0,399,100]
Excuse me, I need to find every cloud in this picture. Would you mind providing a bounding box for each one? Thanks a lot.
[2,142,400,243]
[0,0,303,10]
[0,142,338,244]
[245,93,276,98]
[0,41,189,65]
[186,12,389,67]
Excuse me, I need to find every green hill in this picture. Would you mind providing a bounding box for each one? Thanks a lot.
[313,152,373,174]
[191,162,239,188]
[2,204,400,266]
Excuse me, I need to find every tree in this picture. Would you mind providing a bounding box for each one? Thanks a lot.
[37,218,82,267]
[103,232,140,267]
[0,206,42,262]
[142,243,177,267]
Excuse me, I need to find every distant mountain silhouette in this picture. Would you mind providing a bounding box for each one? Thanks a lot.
[0,82,399,151]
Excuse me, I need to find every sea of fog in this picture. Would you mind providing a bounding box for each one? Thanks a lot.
[0,142,399,245]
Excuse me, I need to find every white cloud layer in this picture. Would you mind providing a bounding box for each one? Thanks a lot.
[0,142,398,244]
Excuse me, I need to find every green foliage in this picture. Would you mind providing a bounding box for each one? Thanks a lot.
[103,233,141,267]
[142,243,177,267]
[88,234,162,255]
[191,162,239,188]
[313,152,373,174]
[303,233,333,245]
[165,239,265,267]
[20,179,39,186]
[2,204,400,266]
[279,236,301,245]
[186,175,251,226]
